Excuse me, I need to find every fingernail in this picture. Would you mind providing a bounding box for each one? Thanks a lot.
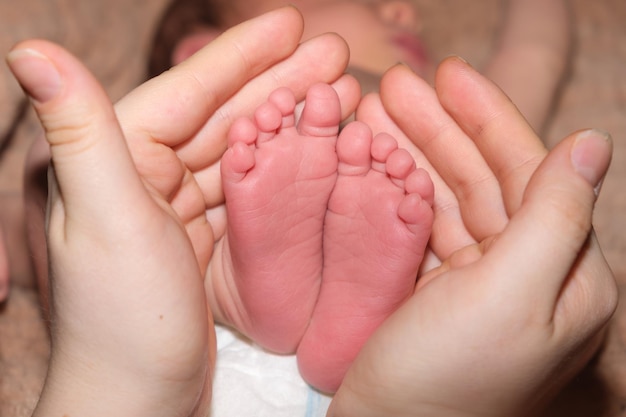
[389,61,410,72]
[571,129,612,195]
[447,55,471,67]
[6,48,62,103]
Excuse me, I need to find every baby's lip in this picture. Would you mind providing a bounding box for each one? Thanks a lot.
[391,32,430,74]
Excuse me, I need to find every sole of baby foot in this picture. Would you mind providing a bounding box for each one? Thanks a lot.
[297,122,434,392]
[219,83,342,353]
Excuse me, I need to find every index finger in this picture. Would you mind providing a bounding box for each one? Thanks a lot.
[435,57,548,215]
[355,92,477,260]
[115,6,305,145]
[380,64,509,245]
[176,32,352,172]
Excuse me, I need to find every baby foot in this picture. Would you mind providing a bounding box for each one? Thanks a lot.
[220,84,341,353]
[297,122,434,393]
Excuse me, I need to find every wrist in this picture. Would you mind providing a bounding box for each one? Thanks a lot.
[33,350,208,417]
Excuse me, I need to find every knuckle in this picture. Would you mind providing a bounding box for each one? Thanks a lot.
[41,110,96,149]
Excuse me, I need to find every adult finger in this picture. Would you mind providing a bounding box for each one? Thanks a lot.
[116,6,306,147]
[174,32,351,171]
[329,73,362,120]
[483,128,616,322]
[380,64,508,249]
[355,92,476,259]
[435,57,547,215]
[193,72,361,208]
[6,40,153,229]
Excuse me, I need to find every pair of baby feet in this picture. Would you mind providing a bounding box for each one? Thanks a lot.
[219,83,434,393]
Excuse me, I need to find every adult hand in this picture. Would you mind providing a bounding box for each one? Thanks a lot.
[117,5,358,232]
[330,58,617,417]
[9,39,212,417]
[115,6,360,325]
[10,7,357,417]
[23,7,360,323]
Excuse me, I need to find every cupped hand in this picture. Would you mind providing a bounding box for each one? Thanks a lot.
[113,6,360,324]
[9,7,357,417]
[24,6,360,324]
[330,58,617,417]
[9,39,213,417]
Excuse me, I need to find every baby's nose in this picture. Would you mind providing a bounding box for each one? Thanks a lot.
[378,0,419,30]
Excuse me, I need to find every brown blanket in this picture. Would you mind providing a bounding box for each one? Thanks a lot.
[1,0,625,415]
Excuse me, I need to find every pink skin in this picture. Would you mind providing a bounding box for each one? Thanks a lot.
[221,83,434,392]
[220,83,341,353]
[175,1,432,78]
[295,0,431,77]
[297,122,434,393]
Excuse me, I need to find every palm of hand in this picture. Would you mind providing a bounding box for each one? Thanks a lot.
[28,45,217,417]
[125,129,217,272]
[16,9,356,417]
[46,126,215,399]
[330,61,615,417]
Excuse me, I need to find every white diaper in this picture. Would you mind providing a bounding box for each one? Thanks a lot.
[210,325,333,417]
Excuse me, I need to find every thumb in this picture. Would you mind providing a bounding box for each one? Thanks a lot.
[6,40,149,225]
[486,128,614,315]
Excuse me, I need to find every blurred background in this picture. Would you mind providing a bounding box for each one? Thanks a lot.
[0,1,624,415]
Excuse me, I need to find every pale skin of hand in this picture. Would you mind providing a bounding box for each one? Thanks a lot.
[94,0,570,335]
[10,9,599,417]
[116,9,361,327]
[24,7,361,324]
[8,7,358,417]
[328,59,617,417]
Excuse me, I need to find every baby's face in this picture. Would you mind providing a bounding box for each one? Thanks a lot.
[295,0,431,77]
[229,0,431,78]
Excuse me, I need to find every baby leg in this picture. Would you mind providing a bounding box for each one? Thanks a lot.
[297,122,434,392]
[220,84,341,353]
